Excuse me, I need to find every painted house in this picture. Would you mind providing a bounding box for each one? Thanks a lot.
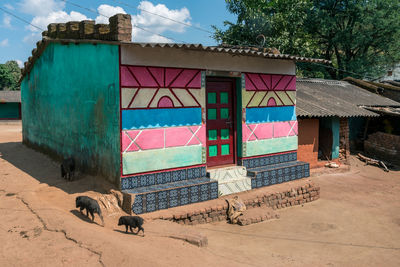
[296,78,400,168]
[0,91,21,120]
[20,14,330,214]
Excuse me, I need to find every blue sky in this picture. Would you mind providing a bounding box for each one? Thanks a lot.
[0,0,237,66]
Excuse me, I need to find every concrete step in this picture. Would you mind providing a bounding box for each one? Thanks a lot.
[207,166,251,196]
[247,161,310,189]
[122,178,218,214]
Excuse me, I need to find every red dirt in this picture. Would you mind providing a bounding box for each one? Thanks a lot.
[1,122,399,266]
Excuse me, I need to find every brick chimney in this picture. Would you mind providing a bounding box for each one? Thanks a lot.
[42,13,132,42]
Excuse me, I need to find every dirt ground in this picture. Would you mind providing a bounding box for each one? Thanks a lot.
[0,122,399,267]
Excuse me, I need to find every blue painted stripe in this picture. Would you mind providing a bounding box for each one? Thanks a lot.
[246,106,296,123]
[122,108,201,129]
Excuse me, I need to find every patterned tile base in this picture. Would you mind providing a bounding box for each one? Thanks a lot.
[238,152,297,169]
[247,161,310,189]
[123,178,218,214]
[121,166,207,190]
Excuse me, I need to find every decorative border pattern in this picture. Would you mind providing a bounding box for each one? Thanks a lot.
[121,66,203,109]
[242,91,295,107]
[121,66,201,88]
[122,108,202,130]
[248,161,310,189]
[243,73,296,108]
[131,181,218,214]
[122,125,206,152]
[244,73,296,91]
[121,166,207,190]
[238,152,297,169]
[121,87,203,109]
[242,121,297,142]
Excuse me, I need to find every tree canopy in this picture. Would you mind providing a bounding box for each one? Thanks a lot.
[0,60,21,91]
[213,0,400,79]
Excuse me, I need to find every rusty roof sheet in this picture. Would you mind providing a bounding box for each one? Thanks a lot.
[296,79,400,118]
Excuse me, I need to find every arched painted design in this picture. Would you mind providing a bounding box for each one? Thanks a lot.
[267,97,277,107]
[157,96,174,108]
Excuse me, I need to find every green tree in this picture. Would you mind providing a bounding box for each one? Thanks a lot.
[0,60,21,90]
[214,0,400,79]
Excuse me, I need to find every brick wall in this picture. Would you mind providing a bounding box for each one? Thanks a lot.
[339,118,350,163]
[297,119,319,168]
[364,132,400,165]
[157,181,320,225]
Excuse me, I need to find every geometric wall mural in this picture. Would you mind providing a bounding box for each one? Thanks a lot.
[242,90,295,107]
[243,73,296,107]
[244,73,296,91]
[121,87,203,108]
[121,66,203,109]
[122,125,206,152]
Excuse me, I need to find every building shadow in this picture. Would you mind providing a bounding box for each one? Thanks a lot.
[0,141,117,194]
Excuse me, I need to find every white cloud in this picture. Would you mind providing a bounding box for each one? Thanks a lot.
[0,39,9,47]
[2,15,12,28]
[29,10,88,32]
[95,4,126,24]
[4,4,15,10]
[16,60,24,68]
[132,1,191,43]
[20,1,191,44]
[18,0,65,16]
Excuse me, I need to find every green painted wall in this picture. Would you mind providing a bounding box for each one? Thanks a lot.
[236,77,243,158]
[245,136,298,157]
[320,117,340,159]
[122,146,203,174]
[0,103,20,119]
[21,42,120,184]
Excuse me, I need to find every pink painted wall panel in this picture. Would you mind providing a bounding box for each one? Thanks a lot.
[242,124,252,142]
[165,127,192,147]
[245,74,256,90]
[275,75,293,91]
[148,67,165,86]
[187,72,201,88]
[165,68,182,87]
[273,121,293,138]
[189,126,206,146]
[286,76,296,91]
[130,66,159,87]
[260,74,272,89]
[254,123,273,140]
[170,69,199,88]
[248,73,267,90]
[122,132,132,151]
[135,128,164,150]
[121,66,139,87]
[271,75,282,89]
[289,121,298,135]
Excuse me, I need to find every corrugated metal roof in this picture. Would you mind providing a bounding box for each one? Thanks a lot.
[0,91,21,103]
[296,79,400,118]
[128,43,331,64]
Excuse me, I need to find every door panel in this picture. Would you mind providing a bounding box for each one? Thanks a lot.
[206,79,235,166]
